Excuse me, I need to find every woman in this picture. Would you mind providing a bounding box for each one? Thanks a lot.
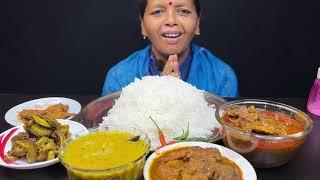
[102,0,239,97]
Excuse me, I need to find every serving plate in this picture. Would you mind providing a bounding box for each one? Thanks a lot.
[0,120,87,169]
[143,142,257,180]
[5,97,81,126]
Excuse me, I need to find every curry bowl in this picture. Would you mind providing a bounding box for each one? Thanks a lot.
[215,99,313,168]
[58,125,151,180]
[143,142,257,180]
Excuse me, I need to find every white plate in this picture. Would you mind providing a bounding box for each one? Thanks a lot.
[143,142,257,180]
[5,97,81,126]
[0,120,87,169]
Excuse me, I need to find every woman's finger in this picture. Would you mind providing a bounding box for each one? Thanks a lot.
[171,55,180,78]
[161,54,180,78]
[162,55,175,76]
[162,59,172,75]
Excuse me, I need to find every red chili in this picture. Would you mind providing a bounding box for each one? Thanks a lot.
[149,116,167,146]
[159,132,167,146]
[0,128,18,164]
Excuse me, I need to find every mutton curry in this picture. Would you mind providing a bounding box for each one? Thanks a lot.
[222,105,304,136]
[149,146,243,180]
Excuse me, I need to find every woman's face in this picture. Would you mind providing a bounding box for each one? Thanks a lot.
[141,0,200,59]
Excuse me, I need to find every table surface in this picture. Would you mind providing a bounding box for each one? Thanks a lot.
[0,94,319,180]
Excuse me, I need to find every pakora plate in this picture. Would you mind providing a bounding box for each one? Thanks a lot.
[0,120,87,169]
[5,97,81,126]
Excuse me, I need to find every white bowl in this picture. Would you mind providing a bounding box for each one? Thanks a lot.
[143,142,257,180]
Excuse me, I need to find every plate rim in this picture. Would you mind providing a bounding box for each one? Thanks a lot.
[0,119,87,169]
[143,142,257,180]
[4,97,82,126]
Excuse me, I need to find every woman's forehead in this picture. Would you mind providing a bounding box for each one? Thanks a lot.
[147,0,194,7]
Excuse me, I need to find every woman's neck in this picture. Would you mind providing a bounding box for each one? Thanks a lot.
[151,46,190,65]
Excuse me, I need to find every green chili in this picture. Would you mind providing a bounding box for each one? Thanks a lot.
[175,137,208,143]
[173,122,189,141]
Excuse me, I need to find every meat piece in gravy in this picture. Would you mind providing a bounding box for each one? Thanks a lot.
[150,146,242,180]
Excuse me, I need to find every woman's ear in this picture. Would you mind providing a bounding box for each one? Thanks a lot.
[140,18,147,38]
[195,19,200,35]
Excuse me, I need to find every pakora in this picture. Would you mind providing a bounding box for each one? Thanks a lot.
[6,115,71,163]
[18,103,76,122]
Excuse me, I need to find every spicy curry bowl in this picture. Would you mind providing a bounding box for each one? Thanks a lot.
[215,99,313,168]
[58,125,151,180]
[143,142,257,180]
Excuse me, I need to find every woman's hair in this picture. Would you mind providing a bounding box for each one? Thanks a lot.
[137,0,201,18]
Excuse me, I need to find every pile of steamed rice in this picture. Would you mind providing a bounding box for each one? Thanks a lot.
[100,76,219,149]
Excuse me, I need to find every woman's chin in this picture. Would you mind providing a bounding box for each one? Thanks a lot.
[152,44,190,58]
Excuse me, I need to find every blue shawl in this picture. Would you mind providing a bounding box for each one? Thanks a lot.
[102,44,239,97]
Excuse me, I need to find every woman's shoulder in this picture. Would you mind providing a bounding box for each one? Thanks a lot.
[191,44,239,97]
[105,46,151,84]
[108,46,150,73]
[192,44,235,73]
[115,46,150,66]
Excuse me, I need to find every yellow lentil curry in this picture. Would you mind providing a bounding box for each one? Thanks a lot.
[60,130,149,180]
[63,131,147,169]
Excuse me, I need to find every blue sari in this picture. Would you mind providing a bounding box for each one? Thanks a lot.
[102,44,239,97]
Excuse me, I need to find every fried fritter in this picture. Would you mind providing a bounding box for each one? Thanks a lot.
[6,115,71,164]
[8,140,37,163]
[18,103,76,122]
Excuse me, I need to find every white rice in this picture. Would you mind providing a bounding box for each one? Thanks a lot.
[100,76,219,149]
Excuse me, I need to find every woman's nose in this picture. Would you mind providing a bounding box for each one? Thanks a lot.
[165,10,177,26]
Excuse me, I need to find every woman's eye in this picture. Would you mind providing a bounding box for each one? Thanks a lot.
[178,9,191,16]
[151,10,164,15]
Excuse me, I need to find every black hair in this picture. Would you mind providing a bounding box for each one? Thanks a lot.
[137,0,201,18]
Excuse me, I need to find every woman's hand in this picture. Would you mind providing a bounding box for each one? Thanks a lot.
[161,54,180,78]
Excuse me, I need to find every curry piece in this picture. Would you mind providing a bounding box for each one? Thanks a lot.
[222,105,304,136]
[18,103,76,122]
[6,116,71,163]
[150,146,242,180]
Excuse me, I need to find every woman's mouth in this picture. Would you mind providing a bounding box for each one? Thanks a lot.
[162,33,182,38]
[161,32,183,44]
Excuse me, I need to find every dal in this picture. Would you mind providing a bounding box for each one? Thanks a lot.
[62,131,147,169]
[59,129,150,180]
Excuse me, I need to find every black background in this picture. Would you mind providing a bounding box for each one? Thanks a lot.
[0,0,319,97]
